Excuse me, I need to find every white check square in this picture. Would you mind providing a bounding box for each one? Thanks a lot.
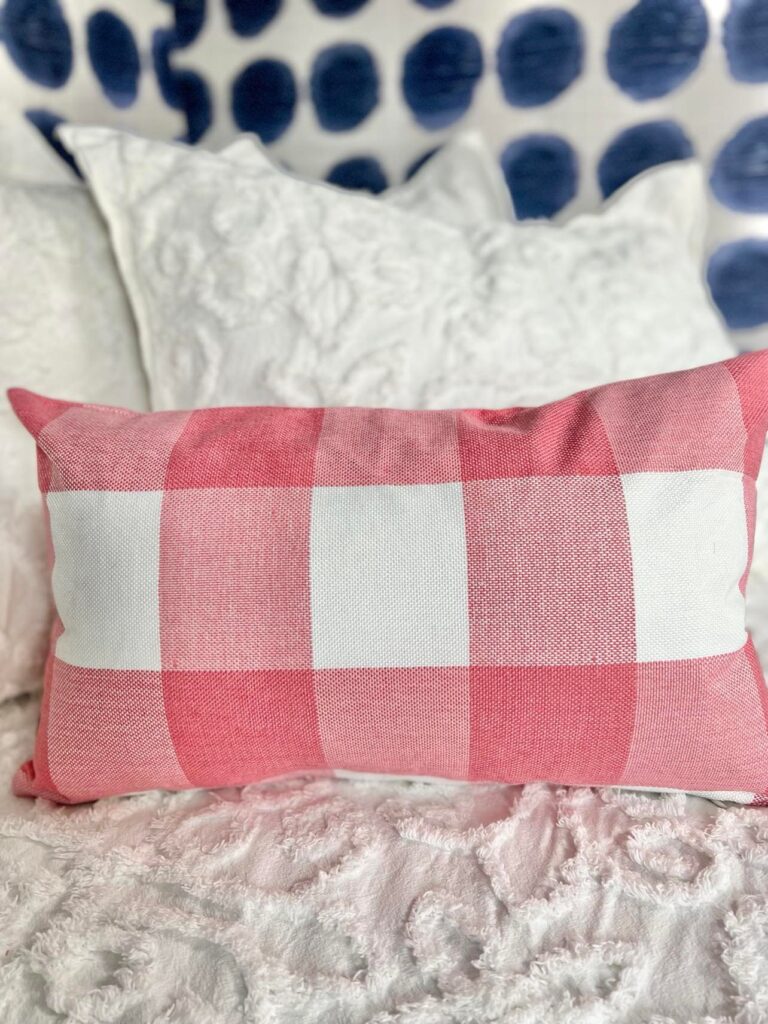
[47,490,163,671]
[310,482,469,668]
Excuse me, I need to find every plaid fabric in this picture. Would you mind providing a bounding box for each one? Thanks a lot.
[9,352,768,805]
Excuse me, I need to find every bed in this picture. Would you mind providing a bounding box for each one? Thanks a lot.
[1,3,767,1021]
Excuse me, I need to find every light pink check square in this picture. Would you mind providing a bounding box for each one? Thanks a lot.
[464,475,636,666]
[40,405,191,491]
[314,667,470,779]
[159,486,313,671]
[314,407,462,486]
[46,660,189,801]
[621,647,768,793]
[590,361,746,474]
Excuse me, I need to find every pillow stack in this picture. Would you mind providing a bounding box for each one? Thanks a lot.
[5,121,768,805]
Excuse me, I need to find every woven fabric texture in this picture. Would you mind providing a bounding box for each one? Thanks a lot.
[10,351,768,804]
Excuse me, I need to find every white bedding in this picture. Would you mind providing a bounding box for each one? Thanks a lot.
[3,112,768,1024]
[1,695,767,1023]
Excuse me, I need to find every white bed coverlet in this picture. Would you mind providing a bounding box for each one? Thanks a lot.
[0,697,767,1024]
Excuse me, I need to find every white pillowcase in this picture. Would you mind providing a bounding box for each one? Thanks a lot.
[0,181,147,700]
[0,125,512,700]
[60,125,734,417]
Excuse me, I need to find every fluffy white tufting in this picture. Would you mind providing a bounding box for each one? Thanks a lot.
[1,695,768,1022]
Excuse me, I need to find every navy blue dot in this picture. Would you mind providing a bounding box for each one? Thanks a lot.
[597,120,694,199]
[311,0,368,14]
[232,59,296,142]
[327,156,388,193]
[3,0,72,88]
[607,0,708,100]
[24,109,80,176]
[711,116,768,213]
[170,71,212,144]
[224,0,281,36]
[708,239,768,329]
[414,0,454,7]
[311,44,379,132]
[496,9,583,108]
[86,11,139,109]
[173,0,206,47]
[152,28,212,143]
[724,0,768,82]
[500,134,577,219]
[405,146,439,180]
[402,26,483,130]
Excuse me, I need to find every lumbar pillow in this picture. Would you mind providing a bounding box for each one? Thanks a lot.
[58,125,734,414]
[10,351,768,804]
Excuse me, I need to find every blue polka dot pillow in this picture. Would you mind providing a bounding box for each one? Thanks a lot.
[1,1,766,341]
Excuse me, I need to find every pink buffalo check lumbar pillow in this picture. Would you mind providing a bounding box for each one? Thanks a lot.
[10,352,768,804]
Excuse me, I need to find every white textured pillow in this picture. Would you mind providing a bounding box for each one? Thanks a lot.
[384,132,513,225]
[0,181,148,700]
[312,131,513,227]
[60,125,734,415]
